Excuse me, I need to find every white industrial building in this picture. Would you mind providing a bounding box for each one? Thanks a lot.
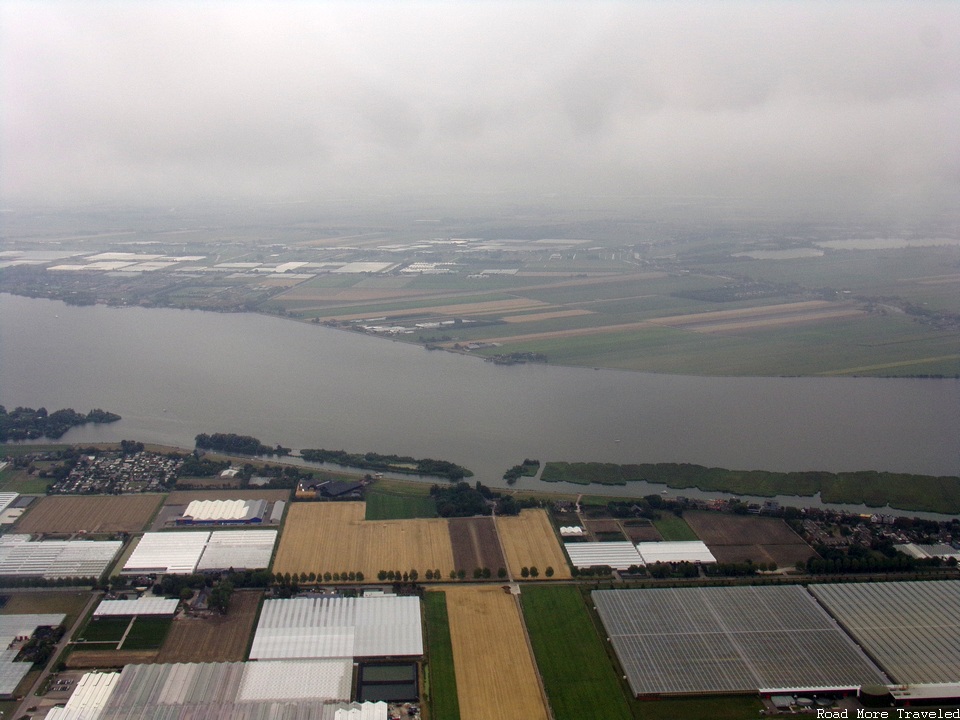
[46,671,120,720]
[0,535,121,578]
[250,596,424,660]
[177,499,267,525]
[93,596,180,618]
[122,532,210,575]
[564,541,643,570]
[122,529,277,575]
[195,530,277,571]
[637,541,716,565]
[47,663,388,720]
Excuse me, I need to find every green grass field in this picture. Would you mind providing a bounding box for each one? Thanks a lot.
[78,616,129,644]
[423,591,460,720]
[521,585,634,720]
[120,617,171,650]
[652,514,698,541]
[364,487,438,520]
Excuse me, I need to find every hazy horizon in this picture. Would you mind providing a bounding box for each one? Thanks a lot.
[2,1,958,223]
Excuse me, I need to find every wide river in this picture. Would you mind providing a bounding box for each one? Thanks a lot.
[1,294,958,510]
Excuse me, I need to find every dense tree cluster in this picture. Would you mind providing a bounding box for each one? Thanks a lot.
[300,448,471,481]
[0,405,120,441]
[503,459,540,483]
[195,433,290,457]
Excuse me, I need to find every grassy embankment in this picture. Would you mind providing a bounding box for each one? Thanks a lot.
[542,462,960,515]
[423,591,460,720]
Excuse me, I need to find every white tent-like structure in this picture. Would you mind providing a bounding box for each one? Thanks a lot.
[637,541,716,565]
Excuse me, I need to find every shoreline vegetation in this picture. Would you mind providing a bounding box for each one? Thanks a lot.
[192,432,473,482]
[0,406,120,442]
[542,461,960,515]
[300,448,472,482]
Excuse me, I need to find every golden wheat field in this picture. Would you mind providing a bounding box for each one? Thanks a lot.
[272,502,455,579]
[496,509,571,579]
[444,586,548,720]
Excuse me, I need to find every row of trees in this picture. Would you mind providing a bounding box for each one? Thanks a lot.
[195,432,290,457]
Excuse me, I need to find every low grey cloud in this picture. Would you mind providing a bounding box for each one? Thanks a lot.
[1,1,957,218]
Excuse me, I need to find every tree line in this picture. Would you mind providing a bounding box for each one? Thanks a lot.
[0,405,120,441]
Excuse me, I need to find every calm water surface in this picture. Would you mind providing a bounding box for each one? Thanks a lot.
[1,294,958,502]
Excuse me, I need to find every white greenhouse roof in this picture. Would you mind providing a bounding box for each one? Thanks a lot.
[809,580,960,685]
[0,493,19,514]
[95,661,372,719]
[238,659,353,702]
[181,499,266,522]
[46,671,120,720]
[195,530,277,571]
[0,536,121,578]
[0,614,66,696]
[122,532,209,575]
[637,541,717,565]
[336,703,388,720]
[94,597,180,617]
[564,541,643,570]
[250,596,424,660]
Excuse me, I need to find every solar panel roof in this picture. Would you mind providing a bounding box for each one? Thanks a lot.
[593,586,888,695]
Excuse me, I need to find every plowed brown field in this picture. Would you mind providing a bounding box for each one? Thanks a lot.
[496,510,571,579]
[448,517,506,573]
[272,502,455,579]
[16,495,164,534]
[444,587,548,720]
[156,590,262,662]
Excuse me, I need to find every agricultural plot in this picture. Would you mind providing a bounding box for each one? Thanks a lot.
[15,494,163,534]
[520,586,633,720]
[423,592,460,720]
[684,511,815,568]
[156,590,262,663]
[65,648,158,669]
[448,517,506,574]
[364,487,437,520]
[496,510,571,579]
[272,502,455,579]
[445,586,548,720]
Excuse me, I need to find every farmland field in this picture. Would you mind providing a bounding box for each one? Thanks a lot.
[652,514,698,541]
[118,616,171,649]
[272,502,455,579]
[66,648,158,669]
[684,511,815,568]
[0,590,90,627]
[423,591,460,720]
[365,487,437,520]
[445,586,548,720]
[520,586,632,720]
[448,517,506,574]
[496,510,571,579]
[15,494,164,534]
[156,590,262,662]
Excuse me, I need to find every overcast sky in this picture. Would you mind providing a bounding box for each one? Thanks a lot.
[1,1,958,219]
